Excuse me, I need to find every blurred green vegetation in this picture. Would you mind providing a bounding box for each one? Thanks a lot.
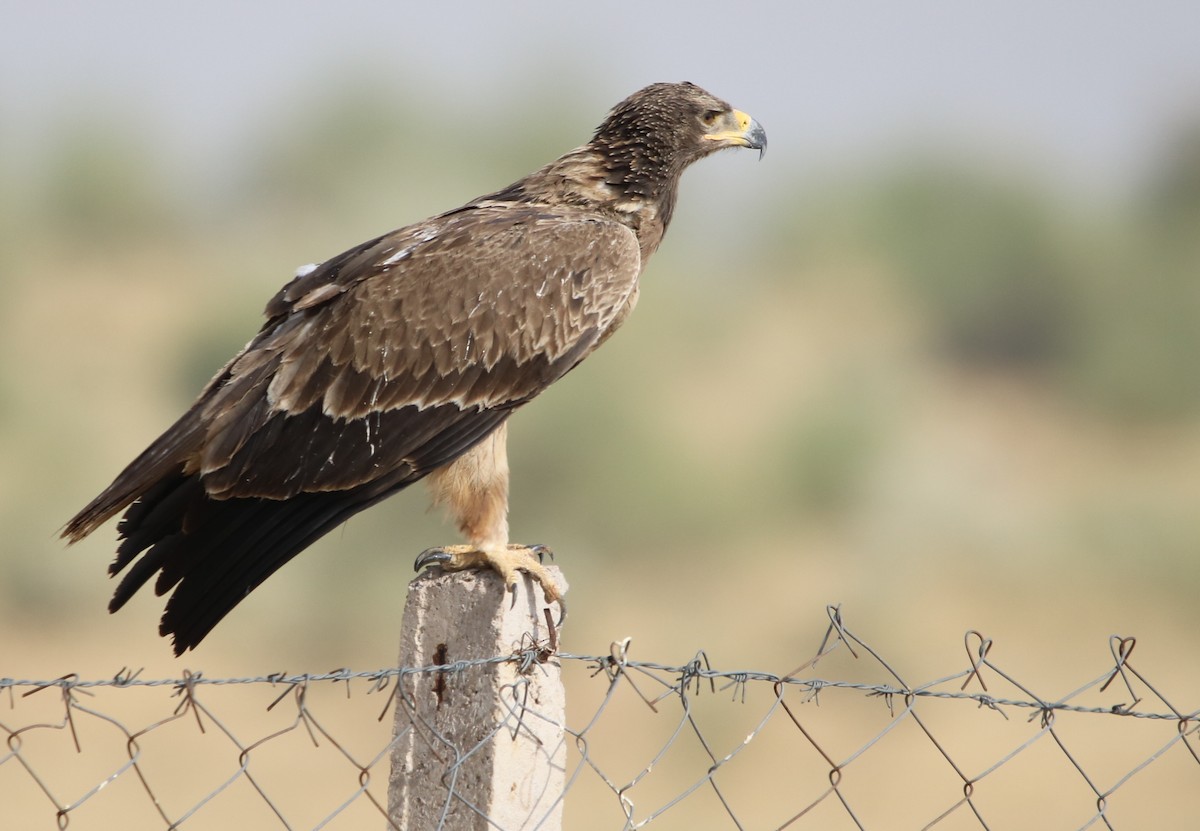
[28,110,186,252]
[778,140,1200,422]
[861,160,1078,369]
[3,74,1199,666]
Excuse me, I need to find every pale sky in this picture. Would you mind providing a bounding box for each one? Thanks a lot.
[5,1,1200,194]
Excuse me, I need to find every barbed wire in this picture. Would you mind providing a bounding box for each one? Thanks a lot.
[3,605,1198,829]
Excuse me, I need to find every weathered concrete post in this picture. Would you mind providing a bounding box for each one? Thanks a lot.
[388,567,566,830]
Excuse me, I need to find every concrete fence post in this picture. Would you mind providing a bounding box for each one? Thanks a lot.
[388,566,567,830]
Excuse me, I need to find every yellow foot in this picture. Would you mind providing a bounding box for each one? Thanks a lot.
[415,543,564,615]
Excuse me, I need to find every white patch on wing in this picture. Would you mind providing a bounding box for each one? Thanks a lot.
[294,262,320,278]
[382,227,439,266]
[382,247,413,266]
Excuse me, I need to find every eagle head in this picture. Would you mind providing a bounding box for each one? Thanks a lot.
[592,82,766,183]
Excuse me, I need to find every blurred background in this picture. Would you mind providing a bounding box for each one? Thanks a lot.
[3,1,1200,825]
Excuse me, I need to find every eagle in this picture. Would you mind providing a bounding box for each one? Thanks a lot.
[63,81,766,655]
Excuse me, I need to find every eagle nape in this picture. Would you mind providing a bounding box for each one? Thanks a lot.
[414,543,566,624]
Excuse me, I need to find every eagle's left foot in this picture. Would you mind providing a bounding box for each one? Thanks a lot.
[415,544,564,618]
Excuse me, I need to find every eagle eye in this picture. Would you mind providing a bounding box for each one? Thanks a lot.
[701,109,722,127]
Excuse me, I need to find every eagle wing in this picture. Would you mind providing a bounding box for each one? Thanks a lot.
[196,204,641,497]
[64,204,641,651]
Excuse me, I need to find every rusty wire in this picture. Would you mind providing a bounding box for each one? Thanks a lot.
[3,605,1198,830]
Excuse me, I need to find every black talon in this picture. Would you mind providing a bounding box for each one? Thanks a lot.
[414,547,452,572]
[527,544,554,563]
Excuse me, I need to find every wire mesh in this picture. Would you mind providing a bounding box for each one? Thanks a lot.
[3,606,1197,830]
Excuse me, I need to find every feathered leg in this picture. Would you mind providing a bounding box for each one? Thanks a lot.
[418,423,564,608]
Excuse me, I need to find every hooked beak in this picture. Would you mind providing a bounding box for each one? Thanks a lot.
[703,109,767,159]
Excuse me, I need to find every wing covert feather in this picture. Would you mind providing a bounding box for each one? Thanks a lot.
[195,206,640,498]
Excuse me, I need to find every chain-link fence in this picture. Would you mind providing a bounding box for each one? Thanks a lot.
[3,606,1197,829]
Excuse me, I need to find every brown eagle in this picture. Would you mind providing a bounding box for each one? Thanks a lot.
[63,81,766,654]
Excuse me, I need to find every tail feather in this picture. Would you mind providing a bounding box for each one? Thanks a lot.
[104,472,416,656]
[110,474,203,581]
[161,490,390,653]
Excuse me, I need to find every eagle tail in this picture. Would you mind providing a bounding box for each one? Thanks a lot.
[107,471,408,655]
